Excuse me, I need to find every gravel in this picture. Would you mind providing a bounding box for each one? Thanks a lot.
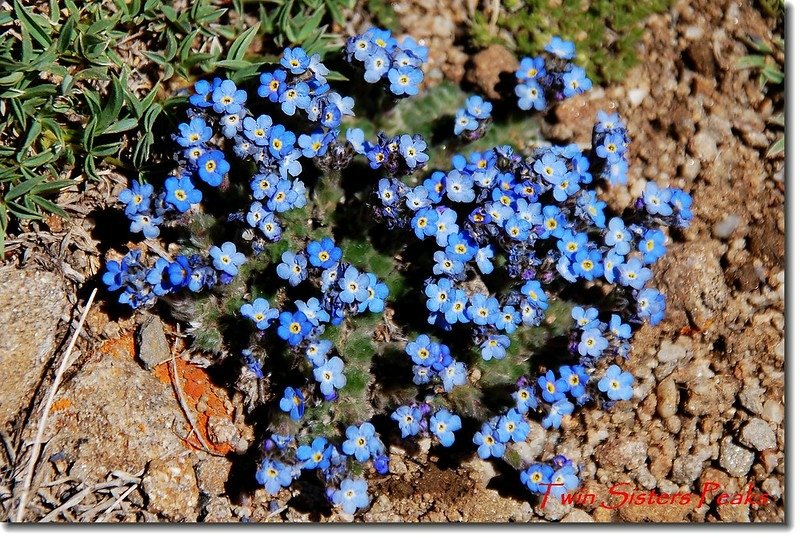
[739,418,777,451]
[719,436,754,477]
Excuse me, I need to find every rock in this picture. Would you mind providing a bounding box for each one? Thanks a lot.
[683,375,737,416]
[464,45,518,100]
[717,502,750,522]
[0,267,69,426]
[739,418,777,451]
[195,454,232,496]
[683,41,716,77]
[596,436,647,472]
[689,130,718,162]
[363,494,402,522]
[628,87,649,107]
[536,493,572,521]
[142,454,200,521]
[671,454,706,485]
[656,377,679,418]
[514,421,546,461]
[712,214,742,240]
[43,339,188,481]
[719,436,754,477]
[761,477,782,500]
[655,339,689,379]
[561,508,594,522]
[201,496,236,522]
[762,399,783,424]
[137,314,171,370]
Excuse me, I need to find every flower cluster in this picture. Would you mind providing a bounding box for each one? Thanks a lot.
[515,36,592,111]
[454,95,492,139]
[347,129,429,177]
[345,28,428,96]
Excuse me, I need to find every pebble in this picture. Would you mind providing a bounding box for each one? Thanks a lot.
[761,477,782,500]
[762,399,783,424]
[712,214,742,239]
[690,130,718,162]
[656,377,679,418]
[142,454,200,521]
[681,158,702,181]
[683,25,704,40]
[719,436,754,477]
[628,87,648,107]
[739,418,777,451]
[561,509,594,523]
[138,314,172,369]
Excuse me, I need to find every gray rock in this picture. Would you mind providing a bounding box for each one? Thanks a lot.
[0,267,69,425]
[363,494,402,522]
[142,453,200,521]
[738,383,765,415]
[712,214,742,239]
[562,509,594,522]
[656,377,679,418]
[655,340,689,379]
[137,314,171,370]
[671,454,705,485]
[719,436,754,477]
[762,399,783,424]
[690,130,718,162]
[739,418,777,451]
[596,437,648,472]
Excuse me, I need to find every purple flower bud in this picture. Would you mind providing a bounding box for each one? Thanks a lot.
[263,439,275,451]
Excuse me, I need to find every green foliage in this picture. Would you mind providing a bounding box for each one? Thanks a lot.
[736,35,784,158]
[468,0,673,83]
[0,0,353,255]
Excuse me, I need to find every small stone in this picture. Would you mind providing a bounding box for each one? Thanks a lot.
[671,454,705,485]
[142,454,200,521]
[628,87,648,107]
[207,415,238,445]
[712,214,742,240]
[562,509,594,522]
[762,399,783,424]
[683,25,704,40]
[596,437,647,472]
[363,494,402,522]
[138,314,171,370]
[655,340,689,379]
[719,436,754,477]
[656,377,679,418]
[690,130,718,162]
[739,418,777,451]
[683,41,716,77]
[761,477,782,500]
[681,158,702,181]
[463,45,519,100]
[536,494,572,521]
[737,384,765,415]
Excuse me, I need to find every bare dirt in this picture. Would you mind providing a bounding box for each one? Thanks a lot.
[0,0,784,523]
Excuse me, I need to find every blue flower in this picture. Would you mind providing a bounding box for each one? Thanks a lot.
[391,405,423,438]
[306,339,333,366]
[609,314,632,339]
[298,130,328,158]
[465,95,492,119]
[240,298,279,330]
[332,477,370,515]
[513,385,537,413]
[444,170,475,203]
[429,409,462,447]
[209,242,245,276]
[494,306,521,333]
[189,78,216,108]
[616,258,652,289]
[432,250,464,276]
[480,333,510,360]
[516,56,546,80]
[256,459,293,495]
[257,69,287,102]
[571,306,600,330]
[197,149,230,187]
[443,289,469,324]
[538,370,568,403]
[259,212,282,241]
[475,245,495,274]
[639,229,666,264]
[473,422,505,459]
[520,280,548,310]
[454,109,478,135]
[562,66,592,97]
[467,293,499,326]
[545,36,576,59]
[571,248,603,280]
[637,288,666,325]
[277,310,312,346]
[338,266,370,304]
[550,465,581,494]
[296,437,332,470]
[578,327,609,358]
[496,409,530,443]
[276,250,308,286]
[596,133,626,163]
[388,67,423,96]
[342,422,380,462]
[268,124,296,158]
[604,217,632,255]
[279,387,305,421]
[164,175,202,213]
[211,79,246,114]
[534,152,567,184]
[306,237,342,269]
[542,398,574,429]
[118,181,153,216]
[642,182,673,216]
[398,134,428,168]
[439,361,467,392]
[359,272,389,314]
[521,463,554,494]
[129,213,162,239]
[279,82,311,116]
[516,79,546,111]
[363,48,391,83]
[295,297,330,326]
[176,117,212,147]
[281,46,310,74]
[314,356,346,396]
[243,114,273,146]
[558,365,589,399]
[598,365,635,401]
